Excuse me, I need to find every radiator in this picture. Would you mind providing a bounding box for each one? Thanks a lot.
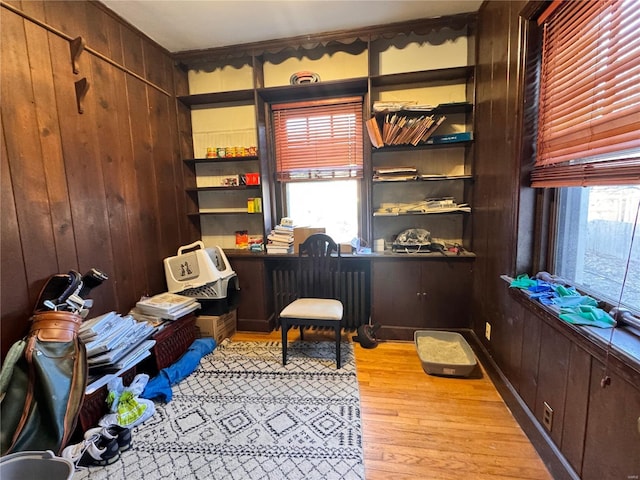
[272,268,368,330]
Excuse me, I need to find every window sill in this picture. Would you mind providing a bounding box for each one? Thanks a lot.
[502,275,640,383]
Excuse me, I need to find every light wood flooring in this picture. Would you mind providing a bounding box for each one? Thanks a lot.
[232,329,552,480]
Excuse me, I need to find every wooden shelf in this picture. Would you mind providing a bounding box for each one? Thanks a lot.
[178,89,254,106]
[184,156,258,166]
[373,175,473,183]
[258,77,368,102]
[188,211,262,218]
[371,139,473,152]
[370,66,474,88]
[187,185,261,193]
[373,210,471,216]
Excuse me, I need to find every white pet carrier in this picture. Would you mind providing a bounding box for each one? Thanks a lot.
[164,241,239,301]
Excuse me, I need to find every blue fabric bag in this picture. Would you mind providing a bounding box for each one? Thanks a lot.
[141,338,216,402]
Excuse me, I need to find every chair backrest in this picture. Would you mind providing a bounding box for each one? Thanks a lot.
[297,233,340,299]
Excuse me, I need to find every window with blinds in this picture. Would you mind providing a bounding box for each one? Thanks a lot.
[272,97,364,181]
[532,0,640,188]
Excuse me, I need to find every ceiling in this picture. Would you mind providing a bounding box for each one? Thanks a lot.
[100,0,483,53]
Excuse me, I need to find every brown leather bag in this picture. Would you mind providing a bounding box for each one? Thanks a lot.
[0,311,87,455]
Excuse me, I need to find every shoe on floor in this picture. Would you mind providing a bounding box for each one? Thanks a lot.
[85,424,132,452]
[62,433,120,467]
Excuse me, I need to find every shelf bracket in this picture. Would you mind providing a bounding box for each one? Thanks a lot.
[74,78,90,114]
[70,36,85,74]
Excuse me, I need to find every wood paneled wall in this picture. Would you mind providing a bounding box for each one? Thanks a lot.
[0,0,197,358]
[472,0,528,362]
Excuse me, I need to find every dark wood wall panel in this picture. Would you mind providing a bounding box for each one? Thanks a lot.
[24,11,79,274]
[473,1,528,353]
[560,343,590,476]
[1,8,60,304]
[0,120,32,343]
[535,322,570,446]
[0,1,193,359]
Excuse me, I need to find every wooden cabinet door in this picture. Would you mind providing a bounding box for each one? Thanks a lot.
[371,258,473,339]
[581,360,640,480]
[229,257,274,331]
[419,260,472,329]
[371,259,422,339]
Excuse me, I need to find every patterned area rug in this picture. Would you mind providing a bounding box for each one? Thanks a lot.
[75,340,365,480]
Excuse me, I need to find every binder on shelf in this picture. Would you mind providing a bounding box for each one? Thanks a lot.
[425,131,474,144]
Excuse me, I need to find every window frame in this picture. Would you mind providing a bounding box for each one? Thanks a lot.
[518,1,639,315]
[266,95,369,241]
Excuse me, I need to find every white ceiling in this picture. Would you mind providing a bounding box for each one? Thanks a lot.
[100,0,483,53]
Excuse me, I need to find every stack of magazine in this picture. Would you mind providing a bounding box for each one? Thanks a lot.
[135,292,201,320]
[373,166,418,182]
[80,311,157,392]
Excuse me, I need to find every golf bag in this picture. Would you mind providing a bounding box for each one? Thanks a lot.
[0,269,107,455]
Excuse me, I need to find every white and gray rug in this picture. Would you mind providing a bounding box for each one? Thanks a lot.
[74,340,365,480]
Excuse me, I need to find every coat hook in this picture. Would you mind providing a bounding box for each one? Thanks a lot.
[74,78,89,114]
[70,36,85,74]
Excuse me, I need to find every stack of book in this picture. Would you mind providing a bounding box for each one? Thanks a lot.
[135,292,200,320]
[80,311,156,381]
[266,220,295,254]
[373,166,418,182]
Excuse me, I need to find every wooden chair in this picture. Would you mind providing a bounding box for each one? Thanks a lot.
[279,233,343,369]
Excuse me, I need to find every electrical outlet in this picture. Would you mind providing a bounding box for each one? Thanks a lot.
[543,402,554,431]
[485,322,491,341]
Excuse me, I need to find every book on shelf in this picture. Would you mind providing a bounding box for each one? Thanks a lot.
[266,245,293,254]
[267,231,293,241]
[424,131,473,144]
[274,224,294,234]
[365,117,384,148]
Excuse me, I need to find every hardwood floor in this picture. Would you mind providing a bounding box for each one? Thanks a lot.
[232,329,552,480]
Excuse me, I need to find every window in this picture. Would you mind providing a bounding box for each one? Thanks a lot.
[534,0,640,312]
[285,181,359,243]
[272,97,363,242]
[555,185,639,311]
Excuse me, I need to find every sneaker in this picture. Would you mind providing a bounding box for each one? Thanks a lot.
[62,433,120,467]
[85,424,132,452]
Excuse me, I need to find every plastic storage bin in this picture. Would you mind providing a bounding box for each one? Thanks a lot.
[414,330,477,377]
[0,450,73,480]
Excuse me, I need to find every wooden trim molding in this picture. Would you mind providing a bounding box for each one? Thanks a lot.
[173,12,476,67]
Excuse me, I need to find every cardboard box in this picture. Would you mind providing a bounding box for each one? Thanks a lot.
[339,243,352,254]
[195,309,237,343]
[293,227,325,253]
